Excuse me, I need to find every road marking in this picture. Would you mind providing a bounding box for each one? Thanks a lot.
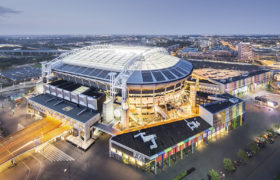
[22,161,30,180]
[31,154,42,180]
[38,143,74,162]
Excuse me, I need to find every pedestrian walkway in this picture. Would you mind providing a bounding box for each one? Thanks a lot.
[38,143,74,162]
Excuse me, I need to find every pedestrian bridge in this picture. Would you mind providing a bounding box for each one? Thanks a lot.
[0,117,72,166]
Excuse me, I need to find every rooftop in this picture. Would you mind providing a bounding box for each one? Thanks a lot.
[52,45,193,85]
[29,93,99,123]
[111,116,211,157]
[201,93,244,114]
[57,45,180,72]
[215,69,270,84]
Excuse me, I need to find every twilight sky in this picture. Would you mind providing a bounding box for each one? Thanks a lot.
[0,0,279,35]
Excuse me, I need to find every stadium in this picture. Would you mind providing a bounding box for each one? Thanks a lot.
[29,45,196,141]
[26,45,261,172]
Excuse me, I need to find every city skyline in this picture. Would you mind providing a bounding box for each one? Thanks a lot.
[1,0,280,35]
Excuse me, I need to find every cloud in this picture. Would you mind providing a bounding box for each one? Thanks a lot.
[0,6,21,17]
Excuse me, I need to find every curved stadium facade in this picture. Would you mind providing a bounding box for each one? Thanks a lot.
[43,45,195,131]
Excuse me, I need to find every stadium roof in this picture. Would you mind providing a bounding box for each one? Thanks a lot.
[52,45,193,85]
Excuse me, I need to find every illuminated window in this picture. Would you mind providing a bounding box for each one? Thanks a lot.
[130,157,135,163]
[111,148,116,153]
[137,160,143,166]
[117,150,122,156]
[124,154,128,159]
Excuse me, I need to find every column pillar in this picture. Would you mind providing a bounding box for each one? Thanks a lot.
[121,103,128,130]
[154,160,157,175]
[168,151,170,167]
[211,129,213,142]
[206,132,208,144]
[227,125,229,133]
[161,154,164,170]
[180,145,183,160]
[191,142,194,154]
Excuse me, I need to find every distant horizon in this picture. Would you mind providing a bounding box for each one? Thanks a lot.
[1,0,280,35]
[1,33,280,37]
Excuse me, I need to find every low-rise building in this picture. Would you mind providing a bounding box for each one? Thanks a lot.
[110,93,245,173]
[110,116,211,174]
[194,69,272,96]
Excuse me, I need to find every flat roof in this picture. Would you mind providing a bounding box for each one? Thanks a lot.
[215,69,270,84]
[49,80,104,98]
[196,91,214,99]
[200,93,244,114]
[29,93,99,123]
[111,116,211,157]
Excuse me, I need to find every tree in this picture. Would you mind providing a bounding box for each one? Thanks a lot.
[209,169,219,180]
[266,128,275,137]
[223,158,235,172]
[266,83,273,92]
[274,124,280,130]
[247,142,258,154]
[237,149,248,162]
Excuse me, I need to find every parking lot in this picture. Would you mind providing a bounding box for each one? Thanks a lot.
[0,66,41,82]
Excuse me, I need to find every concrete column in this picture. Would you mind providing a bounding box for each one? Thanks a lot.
[121,103,128,130]
[103,99,114,123]
[109,140,112,158]
[84,124,90,142]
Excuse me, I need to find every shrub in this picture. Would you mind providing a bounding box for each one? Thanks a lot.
[237,149,248,162]
[274,124,280,130]
[266,128,275,136]
[223,158,235,172]
[173,171,187,180]
[209,169,219,180]
[247,142,258,154]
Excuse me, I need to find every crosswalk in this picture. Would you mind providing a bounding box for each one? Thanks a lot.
[38,143,74,162]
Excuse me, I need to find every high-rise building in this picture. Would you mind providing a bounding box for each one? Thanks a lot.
[238,42,253,61]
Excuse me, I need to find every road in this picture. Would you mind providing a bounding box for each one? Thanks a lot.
[0,117,70,166]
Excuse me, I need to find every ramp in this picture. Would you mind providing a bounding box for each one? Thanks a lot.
[0,117,72,166]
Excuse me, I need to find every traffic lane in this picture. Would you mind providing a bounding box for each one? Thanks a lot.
[0,119,49,146]
[0,118,59,149]
[0,119,60,164]
[0,140,36,165]
[0,121,57,154]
